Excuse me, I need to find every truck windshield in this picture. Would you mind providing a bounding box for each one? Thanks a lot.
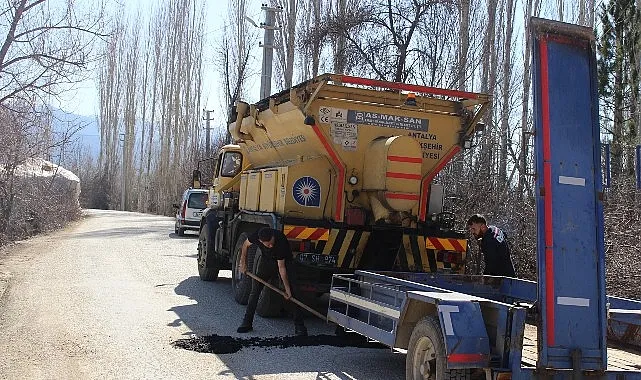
[188,193,208,209]
[221,152,242,177]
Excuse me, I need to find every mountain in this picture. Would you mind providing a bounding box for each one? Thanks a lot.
[50,108,101,162]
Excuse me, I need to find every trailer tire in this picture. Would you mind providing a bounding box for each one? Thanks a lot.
[232,232,257,305]
[406,316,471,380]
[197,225,219,282]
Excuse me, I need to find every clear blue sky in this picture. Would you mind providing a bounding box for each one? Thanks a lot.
[55,0,265,118]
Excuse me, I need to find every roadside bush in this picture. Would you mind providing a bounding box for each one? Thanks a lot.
[0,160,81,247]
[0,106,81,247]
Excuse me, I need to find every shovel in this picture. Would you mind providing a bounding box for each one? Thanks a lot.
[245,271,327,321]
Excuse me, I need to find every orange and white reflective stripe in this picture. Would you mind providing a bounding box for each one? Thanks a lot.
[283,225,330,241]
[426,237,467,252]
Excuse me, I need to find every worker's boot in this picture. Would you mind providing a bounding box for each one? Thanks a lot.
[294,324,308,337]
[237,319,253,333]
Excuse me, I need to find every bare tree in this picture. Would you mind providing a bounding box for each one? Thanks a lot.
[457,0,470,91]
[218,0,257,144]
[319,0,456,82]
[272,0,298,89]
[517,0,541,198]
[96,0,206,214]
[0,0,107,106]
[0,0,106,242]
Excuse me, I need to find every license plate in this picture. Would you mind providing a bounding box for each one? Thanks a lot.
[192,211,203,217]
[297,253,337,266]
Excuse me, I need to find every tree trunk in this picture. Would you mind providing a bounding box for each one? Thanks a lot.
[333,0,347,74]
[499,0,515,189]
[457,0,470,91]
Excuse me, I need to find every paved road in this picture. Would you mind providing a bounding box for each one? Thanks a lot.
[0,210,404,380]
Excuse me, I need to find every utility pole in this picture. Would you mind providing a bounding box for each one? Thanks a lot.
[259,4,282,100]
[119,133,126,211]
[203,109,214,157]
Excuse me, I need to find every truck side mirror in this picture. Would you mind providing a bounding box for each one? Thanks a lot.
[192,169,202,189]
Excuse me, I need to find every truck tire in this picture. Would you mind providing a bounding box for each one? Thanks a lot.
[232,232,257,305]
[197,225,219,281]
[256,278,284,317]
[406,316,471,380]
[252,250,284,317]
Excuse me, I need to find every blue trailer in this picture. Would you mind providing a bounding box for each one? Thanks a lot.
[327,18,641,380]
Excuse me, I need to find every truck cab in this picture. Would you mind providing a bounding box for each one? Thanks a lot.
[207,144,244,210]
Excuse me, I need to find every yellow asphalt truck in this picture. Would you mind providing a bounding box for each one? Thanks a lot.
[194,74,490,316]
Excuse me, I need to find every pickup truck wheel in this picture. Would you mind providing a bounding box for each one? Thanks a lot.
[406,316,471,380]
[197,226,219,281]
[174,221,184,236]
[232,232,257,305]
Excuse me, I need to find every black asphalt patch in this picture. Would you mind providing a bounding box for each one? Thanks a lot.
[172,334,387,354]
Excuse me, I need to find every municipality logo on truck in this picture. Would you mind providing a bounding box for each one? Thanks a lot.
[293,176,321,207]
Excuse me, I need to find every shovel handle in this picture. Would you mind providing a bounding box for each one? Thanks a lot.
[245,271,327,321]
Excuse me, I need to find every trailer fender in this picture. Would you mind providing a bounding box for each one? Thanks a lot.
[434,300,490,369]
[395,298,437,349]
[397,293,490,369]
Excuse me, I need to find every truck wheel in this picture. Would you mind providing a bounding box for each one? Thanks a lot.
[197,226,219,281]
[406,316,471,380]
[256,278,284,317]
[232,232,257,305]
[251,250,284,317]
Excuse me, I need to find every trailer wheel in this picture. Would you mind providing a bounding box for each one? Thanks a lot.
[406,316,470,380]
[197,225,219,281]
[232,232,257,305]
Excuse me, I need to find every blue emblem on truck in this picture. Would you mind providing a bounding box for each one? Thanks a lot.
[293,176,321,207]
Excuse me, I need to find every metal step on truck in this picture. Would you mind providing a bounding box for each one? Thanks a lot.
[327,18,641,379]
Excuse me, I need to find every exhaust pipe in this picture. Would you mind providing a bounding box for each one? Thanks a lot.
[228,101,252,143]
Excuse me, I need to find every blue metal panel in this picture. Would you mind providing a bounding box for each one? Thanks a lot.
[327,310,395,346]
[516,368,641,379]
[435,300,490,369]
[532,20,607,370]
[498,277,537,304]
[509,308,527,374]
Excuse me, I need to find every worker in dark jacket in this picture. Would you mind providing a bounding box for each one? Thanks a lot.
[467,214,516,277]
[237,227,307,336]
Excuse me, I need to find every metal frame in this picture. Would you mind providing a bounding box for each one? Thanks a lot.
[532,17,608,370]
